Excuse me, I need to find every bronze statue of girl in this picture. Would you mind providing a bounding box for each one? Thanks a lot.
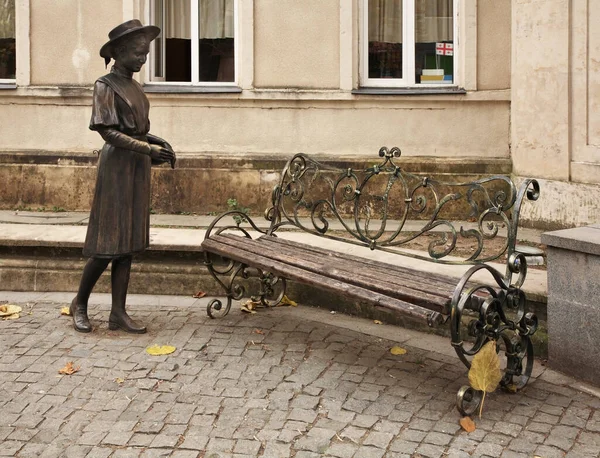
[70,20,176,334]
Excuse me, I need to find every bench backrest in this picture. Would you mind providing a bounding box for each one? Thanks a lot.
[267,147,539,284]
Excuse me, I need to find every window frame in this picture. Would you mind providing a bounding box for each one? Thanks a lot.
[145,0,239,87]
[360,0,459,88]
[0,0,16,85]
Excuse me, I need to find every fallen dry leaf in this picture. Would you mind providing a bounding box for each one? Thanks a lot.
[468,340,502,418]
[505,383,518,393]
[241,299,261,313]
[390,346,407,356]
[374,320,383,325]
[3,313,20,320]
[460,416,476,433]
[279,295,298,307]
[0,304,21,317]
[115,377,125,384]
[192,291,207,299]
[60,307,71,316]
[58,362,80,375]
[253,329,265,335]
[146,345,176,356]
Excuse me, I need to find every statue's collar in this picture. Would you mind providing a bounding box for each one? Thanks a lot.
[111,66,133,80]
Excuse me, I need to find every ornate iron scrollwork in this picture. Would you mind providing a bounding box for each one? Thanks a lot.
[203,211,288,319]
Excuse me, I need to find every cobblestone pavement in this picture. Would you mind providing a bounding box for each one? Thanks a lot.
[1,293,600,458]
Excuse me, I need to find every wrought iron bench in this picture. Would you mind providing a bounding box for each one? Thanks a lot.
[201,147,540,415]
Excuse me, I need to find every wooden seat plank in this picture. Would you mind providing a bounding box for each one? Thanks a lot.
[258,235,462,289]
[256,235,457,300]
[202,237,444,322]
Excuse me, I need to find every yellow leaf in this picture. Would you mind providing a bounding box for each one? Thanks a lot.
[60,307,71,316]
[468,340,502,418]
[115,377,125,384]
[279,295,298,307]
[390,346,407,355]
[3,313,20,320]
[505,383,518,393]
[58,361,80,375]
[374,320,383,325]
[0,304,21,317]
[459,416,476,433]
[146,345,176,356]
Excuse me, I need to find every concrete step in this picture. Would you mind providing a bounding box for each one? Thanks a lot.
[0,212,549,355]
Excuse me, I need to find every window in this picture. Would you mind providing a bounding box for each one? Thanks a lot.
[0,0,15,82]
[149,0,236,85]
[362,0,457,87]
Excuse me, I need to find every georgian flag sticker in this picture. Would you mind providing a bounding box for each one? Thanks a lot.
[436,42,454,56]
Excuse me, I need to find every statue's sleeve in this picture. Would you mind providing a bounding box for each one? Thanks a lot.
[89,81,119,130]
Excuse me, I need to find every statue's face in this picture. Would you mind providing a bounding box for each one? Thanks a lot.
[115,36,150,73]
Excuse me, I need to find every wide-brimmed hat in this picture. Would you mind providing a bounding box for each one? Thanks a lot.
[99,19,160,65]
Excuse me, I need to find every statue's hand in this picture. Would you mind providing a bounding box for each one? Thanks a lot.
[150,144,175,164]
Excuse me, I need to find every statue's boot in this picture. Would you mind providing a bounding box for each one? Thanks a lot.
[108,256,146,334]
[70,297,92,333]
[70,257,110,333]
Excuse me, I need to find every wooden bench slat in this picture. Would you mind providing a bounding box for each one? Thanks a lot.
[258,235,461,289]
[202,237,442,322]
[257,235,456,302]
[213,234,451,312]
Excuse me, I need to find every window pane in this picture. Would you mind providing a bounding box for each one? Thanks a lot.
[368,0,403,79]
[415,0,453,84]
[198,0,235,82]
[0,0,16,80]
[162,0,192,82]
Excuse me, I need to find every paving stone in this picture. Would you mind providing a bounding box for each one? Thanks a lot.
[77,430,108,446]
[262,441,292,457]
[324,441,358,458]
[389,438,419,454]
[474,442,505,457]
[351,446,385,458]
[180,434,209,450]
[288,408,318,423]
[111,449,143,458]
[535,444,567,458]
[295,434,332,454]
[360,430,393,448]
[566,443,600,457]
[526,421,553,434]
[340,425,366,443]
[0,440,24,456]
[500,451,529,458]
[352,414,379,428]
[398,428,427,442]
[414,442,446,458]
[508,437,539,454]
[170,451,200,458]
[206,437,235,452]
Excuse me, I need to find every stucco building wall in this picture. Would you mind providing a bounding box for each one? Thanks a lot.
[512,0,600,227]
[0,0,597,228]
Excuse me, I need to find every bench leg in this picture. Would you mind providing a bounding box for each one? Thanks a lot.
[204,256,246,318]
[204,254,288,318]
[450,264,538,415]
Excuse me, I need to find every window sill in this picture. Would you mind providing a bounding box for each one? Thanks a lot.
[143,84,242,94]
[352,87,467,96]
[0,83,17,90]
